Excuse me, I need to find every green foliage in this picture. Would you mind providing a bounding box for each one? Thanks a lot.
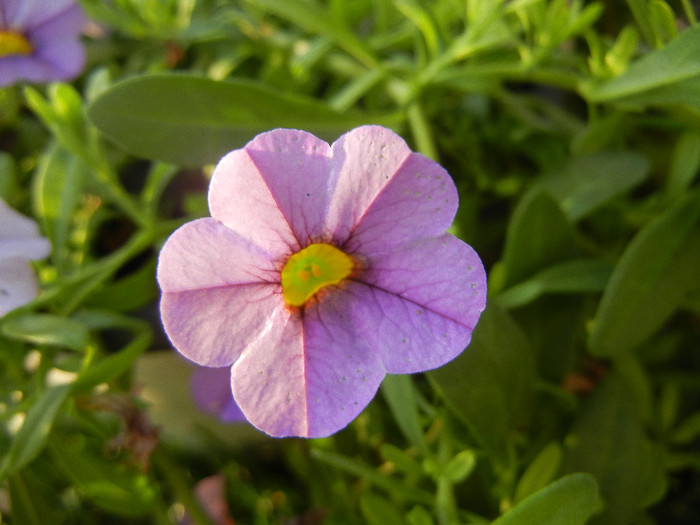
[493,473,601,525]
[2,0,700,523]
[87,75,400,166]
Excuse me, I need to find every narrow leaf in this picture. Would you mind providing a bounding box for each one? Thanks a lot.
[243,0,378,68]
[584,24,700,103]
[589,191,700,356]
[514,442,563,504]
[562,372,667,523]
[0,385,71,480]
[32,143,87,271]
[502,191,578,287]
[536,152,650,221]
[428,304,534,464]
[360,492,406,525]
[492,473,601,525]
[1,313,89,351]
[51,437,156,516]
[498,259,613,309]
[381,374,428,453]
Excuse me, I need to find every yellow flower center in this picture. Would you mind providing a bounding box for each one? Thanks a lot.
[0,31,32,58]
[281,243,354,307]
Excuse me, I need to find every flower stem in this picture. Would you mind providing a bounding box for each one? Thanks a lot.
[407,102,438,160]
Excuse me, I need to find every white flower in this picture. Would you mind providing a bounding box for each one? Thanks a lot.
[0,198,50,316]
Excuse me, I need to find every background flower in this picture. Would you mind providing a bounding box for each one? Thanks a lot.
[0,197,51,316]
[0,0,86,87]
[158,126,487,438]
[190,366,246,423]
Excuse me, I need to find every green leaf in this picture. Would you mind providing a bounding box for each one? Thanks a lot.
[406,505,435,525]
[88,74,400,166]
[392,0,440,56]
[428,304,534,464]
[671,412,700,445]
[243,0,378,68]
[500,190,581,381]
[380,443,424,477]
[492,473,601,525]
[498,259,613,309]
[589,191,700,356]
[562,371,666,524]
[310,448,433,506]
[583,24,700,105]
[514,442,563,504]
[0,384,72,480]
[381,374,428,453]
[1,313,89,351]
[24,84,91,160]
[666,131,700,199]
[71,310,152,391]
[32,143,87,271]
[441,450,476,483]
[648,0,677,45]
[84,257,158,312]
[536,152,650,221]
[0,151,20,201]
[360,492,406,525]
[73,327,151,392]
[604,26,639,77]
[50,436,156,516]
[502,190,578,287]
[7,471,63,525]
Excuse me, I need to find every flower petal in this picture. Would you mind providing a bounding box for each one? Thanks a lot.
[0,197,45,240]
[244,129,333,244]
[0,56,47,87]
[0,237,51,261]
[31,5,86,79]
[161,285,281,367]
[0,257,40,316]
[0,198,50,260]
[158,218,282,367]
[3,0,77,30]
[208,129,332,257]
[353,234,487,373]
[231,297,384,438]
[326,125,412,244]
[344,153,459,255]
[157,218,278,293]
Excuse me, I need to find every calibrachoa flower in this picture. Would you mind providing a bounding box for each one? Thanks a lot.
[0,0,86,87]
[0,197,51,316]
[191,366,246,423]
[157,125,487,438]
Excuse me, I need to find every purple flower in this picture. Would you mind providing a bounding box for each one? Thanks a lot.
[0,197,51,316]
[0,0,86,87]
[191,366,246,423]
[157,126,487,438]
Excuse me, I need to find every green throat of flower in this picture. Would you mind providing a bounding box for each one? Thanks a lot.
[281,243,354,307]
[0,31,33,58]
